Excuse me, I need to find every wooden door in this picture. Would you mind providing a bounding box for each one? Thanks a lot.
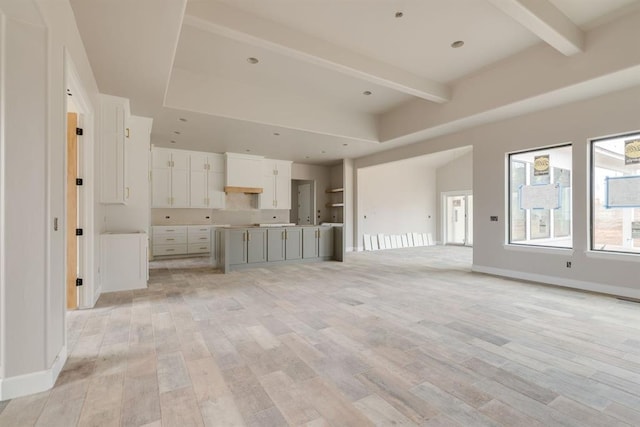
[66,113,78,310]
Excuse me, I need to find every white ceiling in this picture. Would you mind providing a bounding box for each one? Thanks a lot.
[69,0,640,165]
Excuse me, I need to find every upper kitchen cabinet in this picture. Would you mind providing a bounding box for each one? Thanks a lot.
[100,94,130,204]
[151,147,189,208]
[259,159,292,209]
[190,152,225,209]
[224,153,264,191]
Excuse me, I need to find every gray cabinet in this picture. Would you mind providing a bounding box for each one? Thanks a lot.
[267,228,302,261]
[303,227,319,259]
[247,229,267,263]
[267,229,286,261]
[285,228,302,260]
[228,228,266,265]
[319,227,334,258]
[228,229,248,265]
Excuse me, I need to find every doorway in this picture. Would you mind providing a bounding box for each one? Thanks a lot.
[290,179,315,225]
[443,192,473,246]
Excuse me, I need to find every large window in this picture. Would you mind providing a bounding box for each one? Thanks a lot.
[508,145,572,248]
[591,132,640,254]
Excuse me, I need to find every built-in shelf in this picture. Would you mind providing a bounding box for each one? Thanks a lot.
[326,203,344,208]
[325,188,344,193]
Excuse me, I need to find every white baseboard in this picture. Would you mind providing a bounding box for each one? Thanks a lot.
[472,264,640,300]
[0,345,67,401]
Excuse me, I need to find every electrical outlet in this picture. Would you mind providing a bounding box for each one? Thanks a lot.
[566,261,572,268]
[490,216,499,222]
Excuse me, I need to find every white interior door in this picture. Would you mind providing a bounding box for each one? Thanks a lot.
[445,193,473,246]
[297,183,311,225]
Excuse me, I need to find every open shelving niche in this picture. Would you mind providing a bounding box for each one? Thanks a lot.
[325,187,344,222]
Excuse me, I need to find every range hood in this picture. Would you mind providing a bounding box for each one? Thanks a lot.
[224,186,263,194]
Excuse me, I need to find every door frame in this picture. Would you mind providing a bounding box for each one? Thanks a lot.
[65,51,97,309]
[441,190,473,246]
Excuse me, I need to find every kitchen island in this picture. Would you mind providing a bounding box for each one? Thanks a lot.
[214,224,343,273]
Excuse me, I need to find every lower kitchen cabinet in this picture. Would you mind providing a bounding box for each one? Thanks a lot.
[303,226,334,259]
[302,227,319,259]
[267,227,302,261]
[285,228,303,260]
[220,226,340,273]
[228,228,267,265]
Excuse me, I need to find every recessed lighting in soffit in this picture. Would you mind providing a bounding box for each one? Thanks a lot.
[247,57,259,64]
[363,90,372,96]
[395,11,403,18]
[273,132,280,136]
[179,118,187,122]
[451,40,465,48]
[173,131,181,135]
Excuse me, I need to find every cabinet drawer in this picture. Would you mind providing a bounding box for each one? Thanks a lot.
[188,243,211,254]
[153,226,187,237]
[154,234,187,245]
[153,244,187,256]
[187,225,211,235]
[188,233,210,244]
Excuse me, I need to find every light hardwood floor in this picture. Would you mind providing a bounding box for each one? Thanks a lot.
[1,246,640,426]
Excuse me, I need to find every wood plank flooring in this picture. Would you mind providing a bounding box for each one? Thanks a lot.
[2,246,640,426]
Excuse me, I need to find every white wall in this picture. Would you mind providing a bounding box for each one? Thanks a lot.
[436,150,473,242]
[0,0,100,399]
[355,84,640,298]
[357,160,437,249]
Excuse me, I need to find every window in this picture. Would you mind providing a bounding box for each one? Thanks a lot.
[591,132,640,254]
[508,145,572,248]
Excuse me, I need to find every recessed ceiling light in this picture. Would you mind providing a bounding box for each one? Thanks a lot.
[451,40,465,48]
[305,156,310,159]
[395,11,403,18]
[321,150,326,154]
[343,143,348,146]
[179,118,187,122]
[245,149,251,152]
[363,90,372,96]
[247,57,259,64]
[273,132,280,136]
[173,131,181,135]
[170,140,176,144]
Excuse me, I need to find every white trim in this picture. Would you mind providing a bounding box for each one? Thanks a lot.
[0,345,67,401]
[585,250,640,262]
[0,11,7,380]
[472,264,640,299]
[503,244,574,255]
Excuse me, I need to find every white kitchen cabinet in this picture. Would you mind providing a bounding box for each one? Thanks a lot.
[151,225,214,257]
[100,94,130,204]
[190,152,225,209]
[101,232,148,291]
[151,148,189,208]
[225,153,264,189]
[259,159,292,209]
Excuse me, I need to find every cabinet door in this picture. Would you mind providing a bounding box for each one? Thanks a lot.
[247,229,267,263]
[171,150,189,170]
[285,228,302,260]
[208,153,225,173]
[267,229,285,262]
[302,228,319,259]
[100,96,127,203]
[275,174,291,209]
[228,230,247,265]
[190,169,208,208]
[152,148,172,169]
[190,152,208,171]
[319,227,333,257]
[171,169,189,207]
[208,171,225,209]
[259,176,275,209]
[151,168,172,208]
